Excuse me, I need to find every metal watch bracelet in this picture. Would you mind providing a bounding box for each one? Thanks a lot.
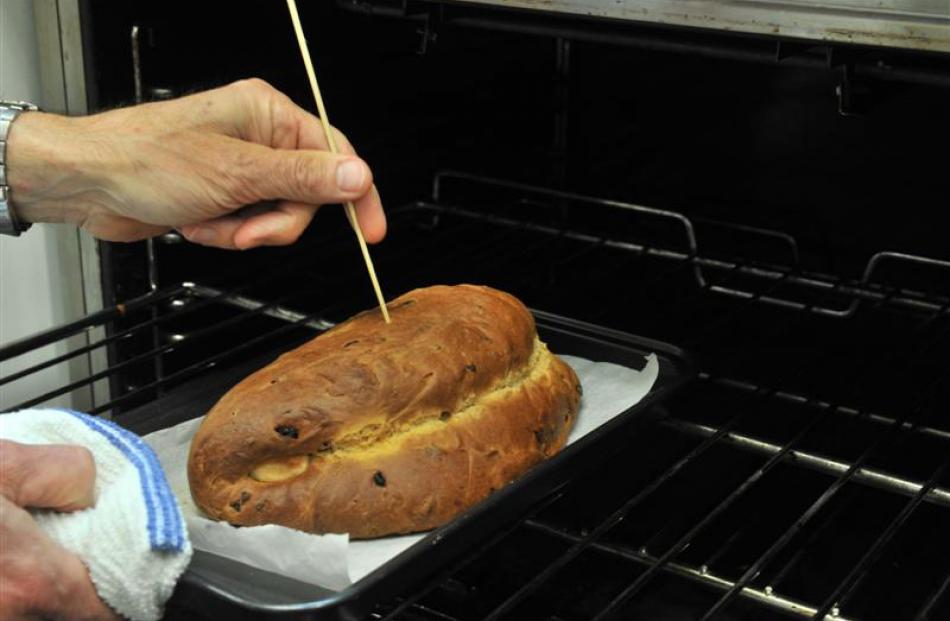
[0,101,40,236]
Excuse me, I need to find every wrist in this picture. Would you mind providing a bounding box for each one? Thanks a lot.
[5,111,96,226]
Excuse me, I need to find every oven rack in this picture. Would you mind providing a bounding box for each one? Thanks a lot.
[5,172,948,411]
[1,172,948,620]
[428,171,950,321]
[9,279,945,513]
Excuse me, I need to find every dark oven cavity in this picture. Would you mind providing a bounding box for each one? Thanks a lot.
[4,2,949,620]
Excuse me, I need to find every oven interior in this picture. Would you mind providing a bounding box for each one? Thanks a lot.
[4,1,950,619]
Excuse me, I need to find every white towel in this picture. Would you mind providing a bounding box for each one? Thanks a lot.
[0,408,192,621]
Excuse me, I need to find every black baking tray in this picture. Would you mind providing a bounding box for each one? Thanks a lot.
[121,310,694,621]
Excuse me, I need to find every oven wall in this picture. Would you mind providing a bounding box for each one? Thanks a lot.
[84,2,950,298]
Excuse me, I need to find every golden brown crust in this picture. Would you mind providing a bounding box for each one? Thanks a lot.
[187,284,580,538]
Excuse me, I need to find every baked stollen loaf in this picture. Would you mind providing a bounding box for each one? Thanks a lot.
[187,284,581,538]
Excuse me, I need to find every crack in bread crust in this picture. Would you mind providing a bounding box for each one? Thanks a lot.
[307,338,545,458]
[188,284,581,538]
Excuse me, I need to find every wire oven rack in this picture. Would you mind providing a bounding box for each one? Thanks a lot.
[1,171,948,621]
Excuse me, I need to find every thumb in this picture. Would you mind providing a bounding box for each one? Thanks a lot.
[233,141,374,206]
[0,440,96,511]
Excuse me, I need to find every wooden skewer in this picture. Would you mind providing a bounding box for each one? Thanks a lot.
[285,0,391,324]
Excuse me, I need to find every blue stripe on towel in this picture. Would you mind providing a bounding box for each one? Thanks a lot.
[59,410,186,552]
[66,412,183,551]
[80,415,181,550]
[78,413,183,551]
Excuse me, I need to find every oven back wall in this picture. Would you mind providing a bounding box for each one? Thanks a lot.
[84,3,950,296]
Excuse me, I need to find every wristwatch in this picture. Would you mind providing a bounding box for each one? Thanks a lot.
[0,100,40,237]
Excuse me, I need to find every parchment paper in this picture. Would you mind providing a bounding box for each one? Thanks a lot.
[144,353,659,589]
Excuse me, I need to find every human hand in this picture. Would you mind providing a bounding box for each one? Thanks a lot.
[0,440,119,621]
[6,78,385,250]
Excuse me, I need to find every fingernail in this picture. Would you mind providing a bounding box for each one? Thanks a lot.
[336,159,365,192]
[187,226,215,245]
